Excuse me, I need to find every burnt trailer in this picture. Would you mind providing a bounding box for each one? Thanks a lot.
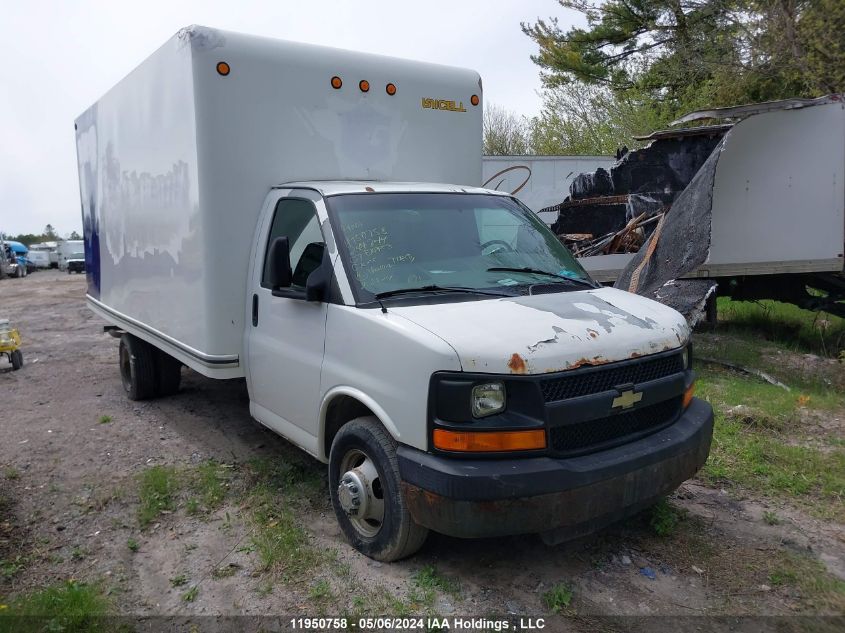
[546,95,845,322]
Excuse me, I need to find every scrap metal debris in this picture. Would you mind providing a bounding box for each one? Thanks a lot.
[540,125,730,324]
[544,127,726,260]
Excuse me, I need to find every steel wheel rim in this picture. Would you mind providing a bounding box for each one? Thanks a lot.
[337,448,385,538]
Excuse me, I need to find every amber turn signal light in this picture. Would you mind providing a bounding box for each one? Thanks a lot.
[433,428,546,452]
[683,382,696,408]
[386,83,397,95]
[216,61,230,76]
[359,80,370,92]
[331,76,342,89]
[470,94,479,106]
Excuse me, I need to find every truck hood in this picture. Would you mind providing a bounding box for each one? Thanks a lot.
[389,287,690,374]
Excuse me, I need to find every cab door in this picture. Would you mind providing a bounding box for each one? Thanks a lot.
[246,190,329,455]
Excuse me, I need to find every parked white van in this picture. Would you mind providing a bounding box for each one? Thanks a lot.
[75,26,713,561]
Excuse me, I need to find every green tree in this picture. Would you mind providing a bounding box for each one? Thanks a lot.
[522,1,845,154]
[68,230,82,240]
[43,224,58,240]
[483,104,532,155]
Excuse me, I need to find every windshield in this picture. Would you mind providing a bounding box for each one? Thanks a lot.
[326,193,593,303]
[71,252,84,259]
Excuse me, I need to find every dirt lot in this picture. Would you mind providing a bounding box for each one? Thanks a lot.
[1,270,843,629]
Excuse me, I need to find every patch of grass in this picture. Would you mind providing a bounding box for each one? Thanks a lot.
[126,538,139,553]
[137,465,180,528]
[0,555,27,580]
[542,582,574,614]
[97,415,112,424]
[188,460,231,513]
[767,551,845,611]
[3,468,19,481]
[246,457,324,504]
[308,578,334,602]
[649,499,683,537]
[245,483,319,580]
[697,365,841,424]
[763,511,781,526]
[715,297,845,357]
[181,586,198,602]
[407,565,461,609]
[71,546,85,561]
[699,410,845,519]
[170,574,188,588]
[412,565,460,597]
[1,580,112,633]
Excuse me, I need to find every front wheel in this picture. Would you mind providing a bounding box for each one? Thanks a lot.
[11,350,23,370]
[329,417,428,561]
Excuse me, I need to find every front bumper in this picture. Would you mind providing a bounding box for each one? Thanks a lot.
[68,262,85,273]
[398,397,713,540]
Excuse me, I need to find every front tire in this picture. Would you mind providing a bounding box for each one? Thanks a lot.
[11,350,23,370]
[118,334,157,400]
[329,417,428,561]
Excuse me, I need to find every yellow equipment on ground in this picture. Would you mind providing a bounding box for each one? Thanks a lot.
[0,319,23,370]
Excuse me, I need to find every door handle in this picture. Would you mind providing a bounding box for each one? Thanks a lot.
[252,294,259,326]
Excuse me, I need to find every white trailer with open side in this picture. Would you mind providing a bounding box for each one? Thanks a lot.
[76,26,713,560]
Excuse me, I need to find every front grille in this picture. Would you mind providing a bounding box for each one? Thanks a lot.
[549,397,683,455]
[540,353,683,403]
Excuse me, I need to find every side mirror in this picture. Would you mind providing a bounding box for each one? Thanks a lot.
[268,236,292,289]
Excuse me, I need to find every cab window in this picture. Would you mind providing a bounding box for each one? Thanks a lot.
[261,198,324,290]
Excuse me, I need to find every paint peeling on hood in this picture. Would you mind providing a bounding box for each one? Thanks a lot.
[389,287,690,375]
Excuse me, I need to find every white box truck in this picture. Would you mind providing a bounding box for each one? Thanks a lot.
[57,239,85,272]
[76,26,713,560]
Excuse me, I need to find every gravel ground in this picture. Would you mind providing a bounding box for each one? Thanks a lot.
[1,270,842,629]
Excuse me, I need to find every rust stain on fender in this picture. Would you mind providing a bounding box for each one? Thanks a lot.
[508,353,527,374]
[586,328,599,339]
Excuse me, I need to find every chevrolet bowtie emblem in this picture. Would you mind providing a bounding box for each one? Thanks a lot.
[612,390,642,409]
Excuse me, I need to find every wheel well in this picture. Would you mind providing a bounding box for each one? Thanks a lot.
[323,396,375,458]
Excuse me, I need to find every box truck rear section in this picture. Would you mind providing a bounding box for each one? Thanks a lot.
[76,25,483,380]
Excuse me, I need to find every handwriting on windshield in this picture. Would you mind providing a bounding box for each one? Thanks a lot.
[343,222,417,287]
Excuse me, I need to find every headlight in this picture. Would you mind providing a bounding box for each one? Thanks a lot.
[471,382,505,418]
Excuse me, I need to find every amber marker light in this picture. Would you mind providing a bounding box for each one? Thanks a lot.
[386,83,397,95]
[216,61,230,76]
[470,94,480,106]
[331,76,342,89]
[683,382,696,409]
[433,429,546,453]
[359,79,370,92]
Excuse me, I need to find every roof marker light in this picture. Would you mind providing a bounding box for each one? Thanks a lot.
[359,80,370,93]
[331,76,342,89]
[216,62,230,76]
[386,83,397,95]
[470,94,479,106]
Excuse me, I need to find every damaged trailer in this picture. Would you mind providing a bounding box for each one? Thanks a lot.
[545,95,845,323]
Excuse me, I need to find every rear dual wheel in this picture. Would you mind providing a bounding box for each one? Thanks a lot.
[118,334,181,400]
[329,417,428,561]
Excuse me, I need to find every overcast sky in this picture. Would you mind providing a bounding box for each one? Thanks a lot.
[0,0,577,236]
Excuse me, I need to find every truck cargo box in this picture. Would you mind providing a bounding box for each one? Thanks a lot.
[75,26,483,377]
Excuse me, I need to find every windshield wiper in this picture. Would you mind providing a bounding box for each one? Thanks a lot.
[486,267,596,288]
[374,285,509,300]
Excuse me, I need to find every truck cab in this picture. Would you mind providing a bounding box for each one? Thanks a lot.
[241,181,711,560]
